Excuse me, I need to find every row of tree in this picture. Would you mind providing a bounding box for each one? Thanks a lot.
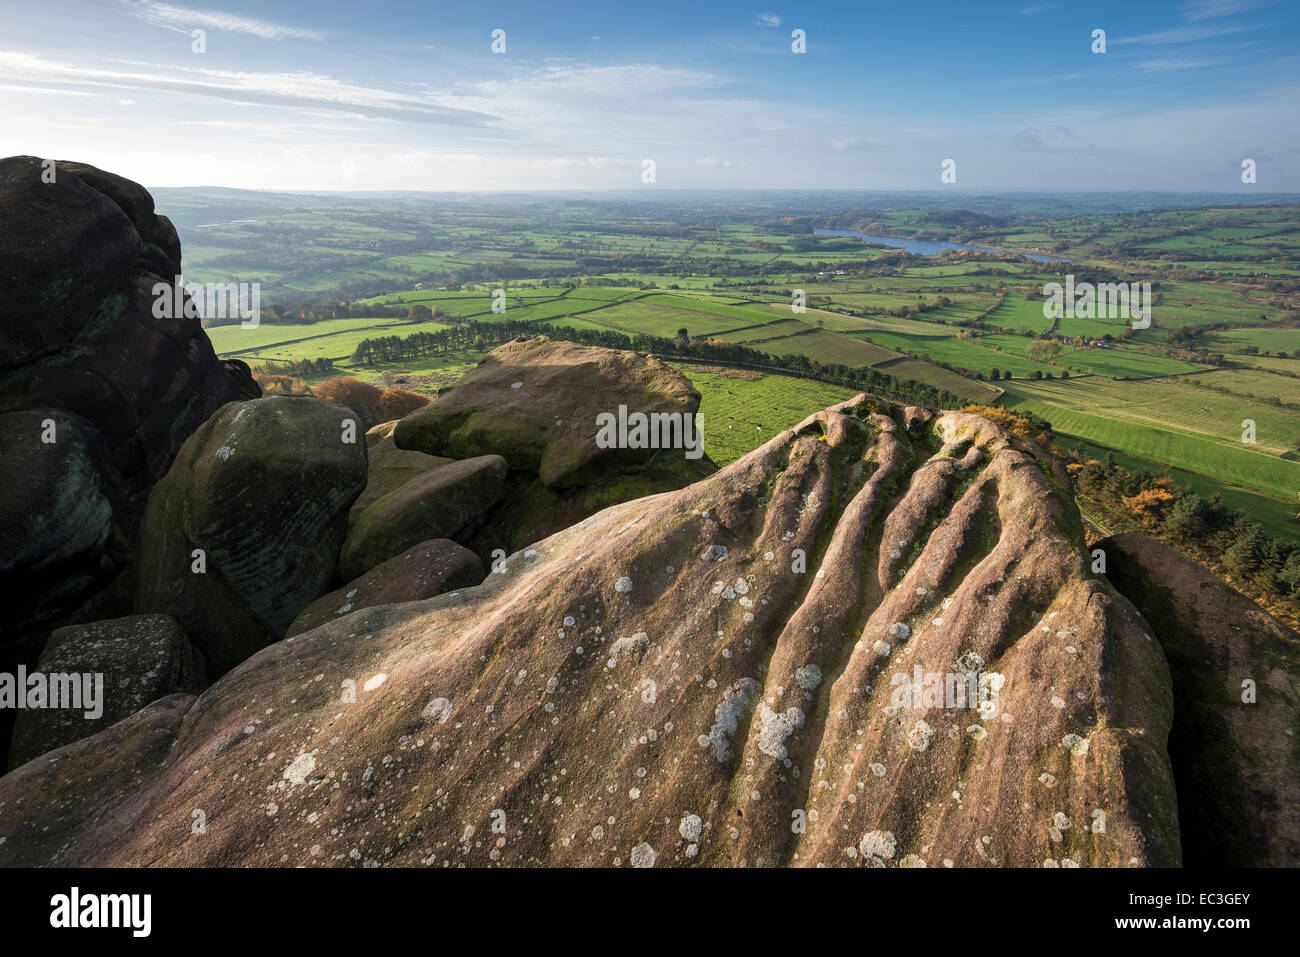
[1070,455,1300,607]
[350,320,967,410]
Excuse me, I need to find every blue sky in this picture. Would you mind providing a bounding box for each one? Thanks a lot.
[0,0,1295,191]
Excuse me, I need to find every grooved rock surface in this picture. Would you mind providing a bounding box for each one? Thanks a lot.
[0,156,248,654]
[287,538,484,639]
[393,337,708,490]
[7,614,206,770]
[0,398,1183,867]
[1098,532,1300,867]
[132,396,368,677]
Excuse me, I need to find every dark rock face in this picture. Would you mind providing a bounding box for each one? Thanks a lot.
[0,409,122,638]
[133,396,369,677]
[286,538,485,638]
[7,614,206,771]
[0,156,251,658]
[0,401,1184,867]
[1098,532,1300,867]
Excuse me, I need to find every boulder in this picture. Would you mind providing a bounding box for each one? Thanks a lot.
[133,396,368,676]
[7,614,206,770]
[286,539,484,638]
[393,337,708,490]
[0,399,1184,867]
[337,454,506,582]
[0,409,121,630]
[0,156,250,658]
[1097,532,1300,867]
[349,420,453,524]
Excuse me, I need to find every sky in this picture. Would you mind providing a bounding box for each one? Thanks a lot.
[0,0,1296,192]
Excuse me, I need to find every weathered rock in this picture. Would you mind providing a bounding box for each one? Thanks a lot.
[222,359,262,401]
[0,157,247,509]
[287,539,484,638]
[337,454,506,582]
[0,156,251,656]
[0,410,121,634]
[393,337,709,490]
[0,694,195,866]
[349,420,452,524]
[7,614,206,770]
[133,396,368,676]
[463,456,715,563]
[1098,532,1300,867]
[0,399,1183,867]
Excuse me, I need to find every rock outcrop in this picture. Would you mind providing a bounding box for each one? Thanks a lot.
[394,337,705,489]
[132,396,368,677]
[0,156,252,660]
[287,538,484,638]
[0,398,1185,867]
[7,614,206,770]
[392,337,716,560]
[349,421,453,524]
[338,454,507,582]
[1097,533,1300,867]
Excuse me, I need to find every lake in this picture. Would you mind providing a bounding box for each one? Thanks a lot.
[813,228,1069,263]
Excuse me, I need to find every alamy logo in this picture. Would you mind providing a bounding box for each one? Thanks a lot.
[1042,275,1150,329]
[0,667,103,719]
[595,404,705,460]
[888,665,1003,718]
[152,276,260,328]
[50,887,151,937]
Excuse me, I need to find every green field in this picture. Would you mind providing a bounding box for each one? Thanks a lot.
[1003,377,1300,533]
[170,191,1300,545]
[670,365,857,465]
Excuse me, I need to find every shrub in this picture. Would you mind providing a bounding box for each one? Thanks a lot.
[379,387,431,420]
[313,376,383,428]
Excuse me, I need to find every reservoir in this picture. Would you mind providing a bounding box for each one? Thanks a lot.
[814,228,1069,263]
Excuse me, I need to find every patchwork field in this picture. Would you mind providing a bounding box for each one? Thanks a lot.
[172,191,1300,543]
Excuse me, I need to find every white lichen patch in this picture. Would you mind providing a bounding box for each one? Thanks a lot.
[283,753,316,787]
[858,829,896,864]
[629,842,656,868]
[907,720,934,751]
[679,813,703,843]
[422,697,454,723]
[756,703,804,760]
[1062,733,1090,756]
[607,632,650,668]
[795,663,822,691]
[699,678,758,762]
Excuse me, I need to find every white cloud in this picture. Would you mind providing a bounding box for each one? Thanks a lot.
[1180,0,1274,21]
[1135,57,1224,70]
[1112,23,1261,45]
[122,0,322,41]
[0,51,493,125]
[756,13,782,27]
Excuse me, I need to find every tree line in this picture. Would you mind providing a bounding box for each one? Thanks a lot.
[350,320,967,410]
